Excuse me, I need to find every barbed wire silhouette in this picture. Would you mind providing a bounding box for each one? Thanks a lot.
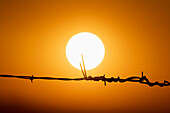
[0,55,169,87]
[0,72,170,87]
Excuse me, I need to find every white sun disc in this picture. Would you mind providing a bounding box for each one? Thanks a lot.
[66,32,105,70]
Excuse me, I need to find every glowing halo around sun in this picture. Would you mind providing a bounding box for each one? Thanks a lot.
[66,32,105,70]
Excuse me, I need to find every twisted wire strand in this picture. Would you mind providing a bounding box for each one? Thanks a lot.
[0,74,169,87]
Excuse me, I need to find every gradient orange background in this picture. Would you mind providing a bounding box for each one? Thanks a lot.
[0,0,170,113]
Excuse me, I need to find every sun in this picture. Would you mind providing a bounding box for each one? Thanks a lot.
[66,32,105,70]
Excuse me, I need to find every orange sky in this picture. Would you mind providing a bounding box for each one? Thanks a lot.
[0,0,170,113]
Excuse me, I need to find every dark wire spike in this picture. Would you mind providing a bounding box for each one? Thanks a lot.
[81,54,87,79]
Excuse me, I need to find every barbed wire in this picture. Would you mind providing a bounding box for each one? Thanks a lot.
[1,55,169,87]
[0,72,169,87]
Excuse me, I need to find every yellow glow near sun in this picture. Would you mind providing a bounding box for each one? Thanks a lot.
[66,32,105,70]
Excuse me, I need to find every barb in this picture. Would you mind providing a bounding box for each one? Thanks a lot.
[80,63,85,78]
[80,54,87,79]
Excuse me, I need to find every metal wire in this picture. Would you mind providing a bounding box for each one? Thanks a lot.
[0,73,169,87]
